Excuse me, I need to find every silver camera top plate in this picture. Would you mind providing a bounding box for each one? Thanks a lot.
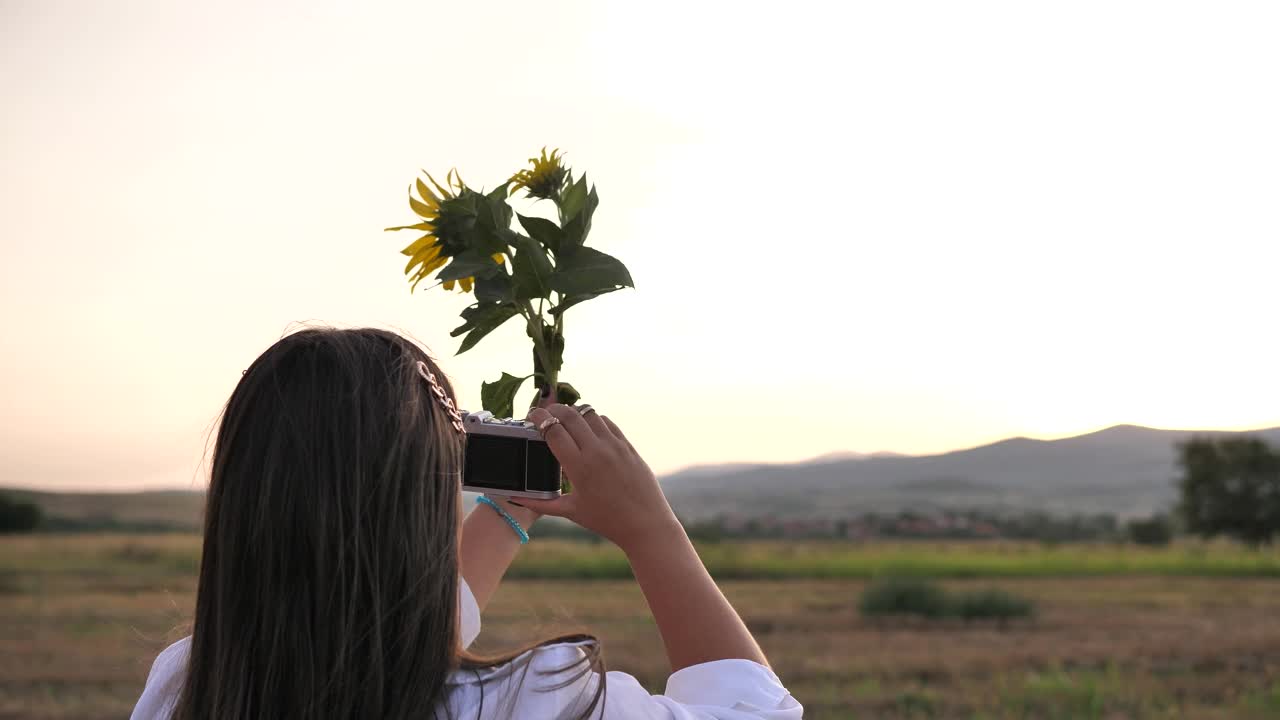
[462,410,541,440]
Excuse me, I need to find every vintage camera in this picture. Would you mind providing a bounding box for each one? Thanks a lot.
[461,411,562,499]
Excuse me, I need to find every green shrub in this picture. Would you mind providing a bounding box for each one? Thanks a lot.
[859,577,950,618]
[859,578,1037,623]
[953,588,1035,621]
[1127,515,1174,546]
[895,688,938,718]
[0,493,42,533]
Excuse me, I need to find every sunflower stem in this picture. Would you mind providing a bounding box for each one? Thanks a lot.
[519,300,556,400]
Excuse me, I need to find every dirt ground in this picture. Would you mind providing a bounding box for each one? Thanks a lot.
[2,536,1279,718]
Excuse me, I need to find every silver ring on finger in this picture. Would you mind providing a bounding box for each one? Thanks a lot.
[576,404,596,416]
[536,416,563,436]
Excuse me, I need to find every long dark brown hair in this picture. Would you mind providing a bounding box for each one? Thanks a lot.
[172,327,604,720]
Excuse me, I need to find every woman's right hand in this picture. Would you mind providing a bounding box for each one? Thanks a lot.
[525,406,772,675]
[517,405,682,553]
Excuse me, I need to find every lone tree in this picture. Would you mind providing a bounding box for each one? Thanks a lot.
[1177,436,1280,546]
[0,492,43,533]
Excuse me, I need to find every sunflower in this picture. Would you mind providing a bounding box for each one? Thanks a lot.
[509,147,568,200]
[386,169,503,293]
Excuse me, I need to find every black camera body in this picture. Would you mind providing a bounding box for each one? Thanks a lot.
[461,411,562,499]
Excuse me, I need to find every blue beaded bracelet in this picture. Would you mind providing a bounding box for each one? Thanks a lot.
[476,495,530,544]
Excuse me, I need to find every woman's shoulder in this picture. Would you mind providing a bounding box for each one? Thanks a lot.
[446,637,598,687]
[130,636,192,720]
[153,636,192,666]
[446,641,803,719]
[443,639,605,719]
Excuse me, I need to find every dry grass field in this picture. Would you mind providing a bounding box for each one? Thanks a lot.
[2,534,1280,719]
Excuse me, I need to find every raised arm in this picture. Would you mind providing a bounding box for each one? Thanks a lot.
[519,405,767,671]
[459,495,539,611]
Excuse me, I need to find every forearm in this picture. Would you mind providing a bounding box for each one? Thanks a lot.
[459,498,538,611]
[624,525,769,672]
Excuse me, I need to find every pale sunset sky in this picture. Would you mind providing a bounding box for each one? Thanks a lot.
[2,1,1278,490]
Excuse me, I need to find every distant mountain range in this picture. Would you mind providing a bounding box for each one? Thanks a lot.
[659,424,1280,520]
[6,424,1279,528]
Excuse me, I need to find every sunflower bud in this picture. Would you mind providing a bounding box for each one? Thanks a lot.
[509,147,568,201]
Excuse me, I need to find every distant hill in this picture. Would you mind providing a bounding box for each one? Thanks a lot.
[1,488,204,531]
[7,424,1279,529]
[659,424,1280,520]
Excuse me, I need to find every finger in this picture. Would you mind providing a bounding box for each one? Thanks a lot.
[601,415,637,454]
[526,407,582,471]
[577,405,611,438]
[513,493,576,520]
[547,404,600,453]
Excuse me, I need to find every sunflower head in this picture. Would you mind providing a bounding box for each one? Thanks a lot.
[509,147,568,200]
[385,169,503,293]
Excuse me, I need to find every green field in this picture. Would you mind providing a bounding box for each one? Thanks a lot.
[3,534,1280,719]
[6,534,1280,590]
[504,538,1280,580]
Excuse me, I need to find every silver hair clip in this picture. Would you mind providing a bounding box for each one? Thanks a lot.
[416,361,465,434]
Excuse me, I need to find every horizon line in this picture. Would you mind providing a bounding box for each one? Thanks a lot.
[5,421,1280,495]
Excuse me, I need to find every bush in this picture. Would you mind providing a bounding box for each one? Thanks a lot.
[0,493,42,533]
[859,577,1036,624]
[1127,515,1174,546]
[859,577,951,618]
[953,588,1035,621]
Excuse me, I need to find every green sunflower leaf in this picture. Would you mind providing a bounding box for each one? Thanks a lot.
[486,182,511,202]
[558,174,589,221]
[560,184,598,251]
[473,272,514,304]
[475,227,515,256]
[547,247,634,296]
[469,194,515,255]
[437,249,504,282]
[518,214,563,256]
[453,302,510,334]
[481,372,531,418]
[451,302,519,355]
[512,234,554,300]
[555,381,581,405]
[549,286,624,316]
[477,192,513,231]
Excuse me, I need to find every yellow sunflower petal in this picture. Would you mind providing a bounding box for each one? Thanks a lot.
[386,222,434,233]
[404,244,441,274]
[491,253,505,265]
[422,255,447,275]
[424,171,453,200]
[410,262,443,292]
[409,195,438,220]
[400,234,438,257]
[415,179,440,207]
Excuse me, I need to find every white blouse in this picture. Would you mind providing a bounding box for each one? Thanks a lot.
[130,578,803,719]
